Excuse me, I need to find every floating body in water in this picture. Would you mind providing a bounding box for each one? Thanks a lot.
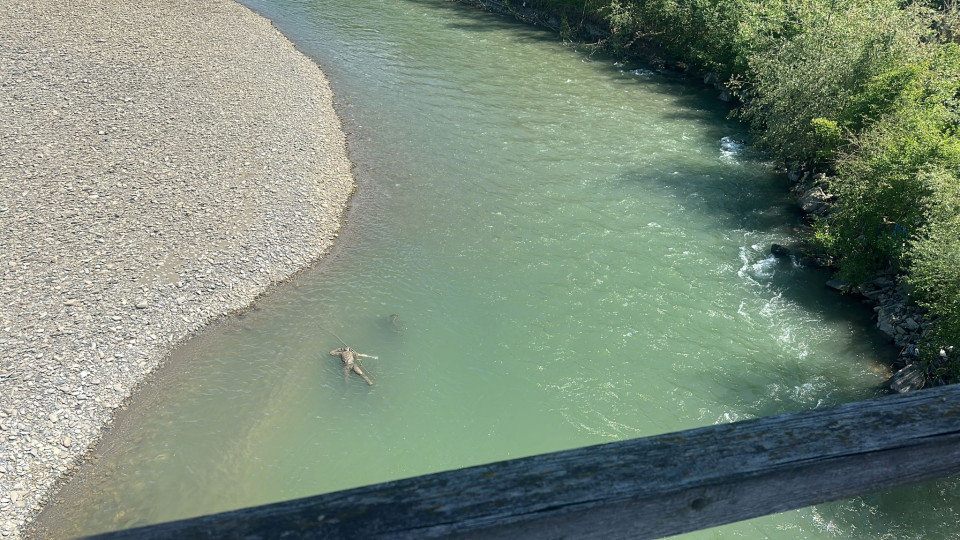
[330,346,379,385]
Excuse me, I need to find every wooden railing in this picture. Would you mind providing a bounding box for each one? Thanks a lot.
[91,384,960,539]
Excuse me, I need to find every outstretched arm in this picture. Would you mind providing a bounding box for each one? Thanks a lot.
[356,353,378,360]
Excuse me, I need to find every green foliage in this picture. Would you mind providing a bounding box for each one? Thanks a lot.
[597,0,799,78]
[740,0,935,165]
[934,0,960,42]
[821,107,959,281]
[809,118,842,162]
[560,12,573,40]
[908,168,960,380]
[601,0,641,52]
[531,0,960,377]
[814,40,960,281]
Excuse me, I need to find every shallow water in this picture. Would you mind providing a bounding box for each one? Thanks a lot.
[38,0,959,537]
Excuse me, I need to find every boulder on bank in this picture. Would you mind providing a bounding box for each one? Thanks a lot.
[799,186,833,216]
[888,364,925,393]
[825,278,851,292]
[770,243,792,258]
[878,320,898,339]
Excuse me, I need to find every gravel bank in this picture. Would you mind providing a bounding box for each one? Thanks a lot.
[0,1,354,536]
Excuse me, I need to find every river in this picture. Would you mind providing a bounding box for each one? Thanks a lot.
[37,0,959,537]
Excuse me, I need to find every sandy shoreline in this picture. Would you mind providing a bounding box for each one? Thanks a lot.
[0,1,354,537]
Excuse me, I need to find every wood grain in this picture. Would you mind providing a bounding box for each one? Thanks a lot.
[92,384,960,539]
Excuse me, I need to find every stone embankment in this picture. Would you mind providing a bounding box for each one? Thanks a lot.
[696,68,939,392]
[700,68,936,389]
[771,167,933,392]
[0,1,354,537]
[466,0,938,393]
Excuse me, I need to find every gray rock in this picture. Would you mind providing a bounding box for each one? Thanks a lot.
[770,244,792,258]
[800,186,833,215]
[860,288,884,300]
[877,320,897,339]
[826,278,850,292]
[888,364,925,393]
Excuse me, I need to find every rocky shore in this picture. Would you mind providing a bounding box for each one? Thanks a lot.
[777,168,935,392]
[465,0,944,393]
[0,1,354,537]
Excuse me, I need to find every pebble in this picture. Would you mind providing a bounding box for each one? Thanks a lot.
[0,0,354,537]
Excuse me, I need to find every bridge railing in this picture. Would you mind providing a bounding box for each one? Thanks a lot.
[92,384,960,539]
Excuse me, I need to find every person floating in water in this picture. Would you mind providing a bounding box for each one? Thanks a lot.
[330,346,378,385]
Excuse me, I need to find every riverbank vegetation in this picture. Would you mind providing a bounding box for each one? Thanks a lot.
[507,0,960,380]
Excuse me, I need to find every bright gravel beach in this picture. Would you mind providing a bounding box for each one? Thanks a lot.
[0,1,354,536]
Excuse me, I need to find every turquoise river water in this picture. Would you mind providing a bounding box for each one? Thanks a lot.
[38,0,959,537]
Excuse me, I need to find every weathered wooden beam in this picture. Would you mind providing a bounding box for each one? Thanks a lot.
[91,384,960,539]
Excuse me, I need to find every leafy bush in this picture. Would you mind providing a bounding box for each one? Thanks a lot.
[908,168,960,380]
[529,0,960,378]
[816,41,960,278]
[596,0,800,79]
[819,110,957,281]
[740,0,934,166]
[809,117,843,162]
[601,0,642,51]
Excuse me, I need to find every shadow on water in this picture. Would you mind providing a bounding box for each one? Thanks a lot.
[612,157,959,538]
[35,0,960,538]
[617,160,894,351]
[410,0,741,114]
[615,166,795,231]
[257,2,954,537]
[387,4,960,535]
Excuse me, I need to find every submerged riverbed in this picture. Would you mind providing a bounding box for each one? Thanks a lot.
[37,0,959,537]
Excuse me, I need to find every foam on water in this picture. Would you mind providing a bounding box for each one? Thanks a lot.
[38,0,951,537]
[737,244,778,283]
[720,135,747,160]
